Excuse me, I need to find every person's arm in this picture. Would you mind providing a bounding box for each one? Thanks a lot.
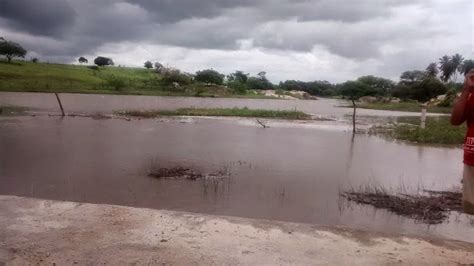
[451,81,471,126]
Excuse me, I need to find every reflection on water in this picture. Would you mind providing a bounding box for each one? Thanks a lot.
[0,115,471,243]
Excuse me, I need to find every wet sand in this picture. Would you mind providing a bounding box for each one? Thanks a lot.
[1,196,473,265]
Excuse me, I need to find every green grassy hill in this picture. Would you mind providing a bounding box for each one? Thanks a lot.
[0,60,265,98]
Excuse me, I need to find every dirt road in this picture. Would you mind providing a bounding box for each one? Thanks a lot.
[0,195,473,265]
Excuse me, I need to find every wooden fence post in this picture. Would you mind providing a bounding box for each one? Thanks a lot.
[420,104,427,129]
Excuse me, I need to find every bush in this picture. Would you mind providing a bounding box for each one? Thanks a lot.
[227,80,248,94]
[247,77,273,90]
[106,76,126,91]
[161,69,192,85]
[195,69,224,85]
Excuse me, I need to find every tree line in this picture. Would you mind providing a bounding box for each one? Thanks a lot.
[1,37,473,102]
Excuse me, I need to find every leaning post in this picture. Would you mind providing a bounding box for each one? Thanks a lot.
[54,92,65,116]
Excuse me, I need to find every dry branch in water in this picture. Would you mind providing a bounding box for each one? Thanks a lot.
[341,189,462,224]
[256,118,268,128]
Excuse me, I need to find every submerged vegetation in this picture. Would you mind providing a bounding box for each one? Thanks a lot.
[118,108,312,120]
[0,105,28,116]
[357,102,452,114]
[341,185,462,224]
[371,116,465,145]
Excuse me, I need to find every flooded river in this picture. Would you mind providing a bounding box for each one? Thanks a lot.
[0,92,472,243]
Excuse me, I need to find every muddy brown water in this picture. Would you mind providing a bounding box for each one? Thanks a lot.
[0,91,438,119]
[0,92,472,243]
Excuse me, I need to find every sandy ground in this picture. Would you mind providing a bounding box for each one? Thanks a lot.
[0,196,473,265]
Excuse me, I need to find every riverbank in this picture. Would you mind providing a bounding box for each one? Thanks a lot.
[0,195,472,265]
[0,61,271,99]
[117,108,312,120]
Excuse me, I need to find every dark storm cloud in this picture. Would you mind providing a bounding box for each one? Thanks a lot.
[0,0,426,57]
[125,0,255,23]
[0,0,469,80]
[0,0,76,37]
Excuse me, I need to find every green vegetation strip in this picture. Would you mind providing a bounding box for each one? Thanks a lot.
[118,108,312,120]
[0,61,271,99]
[372,116,465,145]
[357,102,452,114]
[0,106,28,116]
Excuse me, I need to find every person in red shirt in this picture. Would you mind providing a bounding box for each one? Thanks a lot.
[451,69,474,215]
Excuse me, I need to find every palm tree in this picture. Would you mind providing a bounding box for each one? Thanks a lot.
[460,59,474,75]
[451,53,464,82]
[439,55,456,82]
[425,62,438,77]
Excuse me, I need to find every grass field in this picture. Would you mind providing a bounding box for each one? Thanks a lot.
[357,102,452,114]
[117,108,312,120]
[0,60,270,98]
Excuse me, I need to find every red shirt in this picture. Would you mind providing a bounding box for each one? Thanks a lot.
[464,93,474,165]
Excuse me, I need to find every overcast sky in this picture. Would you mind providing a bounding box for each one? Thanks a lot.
[0,0,472,83]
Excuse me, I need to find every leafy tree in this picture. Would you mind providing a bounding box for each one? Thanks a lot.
[226,71,249,94]
[31,58,38,63]
[278,80,335,96]
[247,77,273,90]
[161,68,192,86]
[144,60,153,69]
[393,75,447,102]
[339,81,374,132]
[356,75,395,96]
[0,38,27,62]
[460,59,474,75]
[399,70,426,86]
[227,71,248,83]
[78,57,88,64]
[425,62,438,77]
[195,69,224,85]
[94,56,114,67]
[154,62,164,73]
[257,71,267,80]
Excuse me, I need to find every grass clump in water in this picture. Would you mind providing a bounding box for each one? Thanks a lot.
[0,106,28,116]
[118,108,312,120]
[371,116,465,145]
[358,102,452,114]
[393,117,465,145]
[341,185,462,224]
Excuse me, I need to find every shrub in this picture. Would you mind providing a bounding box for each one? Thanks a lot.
[195,69,224,85]
[161,69,192,85]
[106,76,126,90]
[227,80,248,94]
